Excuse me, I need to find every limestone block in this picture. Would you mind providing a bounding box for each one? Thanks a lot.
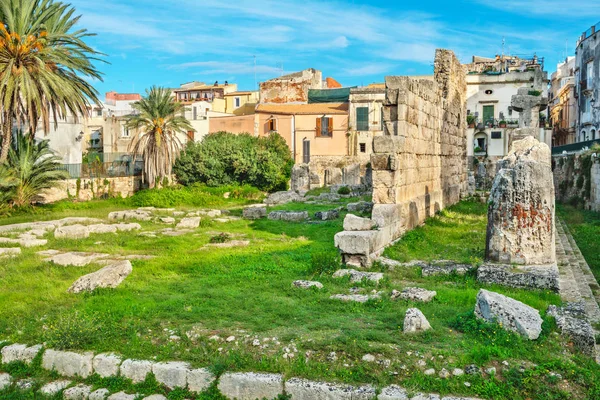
[267,211,308,222]
[292,280,324,289]
[89,388,111,400]
[152,361,190,389]
[314,210,339,221]
[0,248,21,257]
[69,260,132,293]
[39,380,72,396]
[108,210,152,221]
[107,392,137,400]
[43,252,109,267]
[379,385,409,400]
[1,343,42,365]
[403,308,431,333]
[334,231,378,256]
[176,217,201,229]
[264,191,303,205]
[547,303,595,356]
[330,293,381,303]
[217,372,283,400]
[187,368,216,393]
[343,214,376,231]
[0,373,11,390]
[391,287,436,302]
[143,395,167,400]
[63,384,92,400]
[54,224,90,240]
[120,359,154,383]
[475,289,542,340]
[242,205,267,220]
[88,224,118,234]
[115,223,141,232]
[476,263,559,291]
[332,269,383,283]
[42,350,94,378]
[93,353,122,378]
[285,378,376,399]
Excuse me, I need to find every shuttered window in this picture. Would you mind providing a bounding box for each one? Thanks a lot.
[356,107,369,131]
[316,117,333,137]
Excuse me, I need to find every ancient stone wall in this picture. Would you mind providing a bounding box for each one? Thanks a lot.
[290,157,372,192]
[38,176,143,204]
[552,153,595,209]
[335,49,467,266]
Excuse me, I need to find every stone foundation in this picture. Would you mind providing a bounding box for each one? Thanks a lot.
[335,49,468,266]
[291,157,372,192]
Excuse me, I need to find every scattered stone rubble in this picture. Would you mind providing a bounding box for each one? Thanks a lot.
[314,209,339,221]
[268,211,308,222]
[475,289,543,340]
[264,191,303,205]
[391,287,437,302]
[403,308,432,333]
[547,303,596,357]
[108,210,152,221]
[68,260,133,293]
[292,280,324,289]
[242,205,267,220]
[332,269,384,283]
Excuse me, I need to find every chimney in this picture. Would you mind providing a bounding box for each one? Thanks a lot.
[214,81,219,87]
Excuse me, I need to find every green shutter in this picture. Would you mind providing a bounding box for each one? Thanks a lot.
[482,105,494,124]
[356,107,369,131]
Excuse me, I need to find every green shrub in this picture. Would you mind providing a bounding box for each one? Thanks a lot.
[173,131,293,192]
[129,184,262,208]
[337,186,351,195]
[43,312,109,349]
[209,233,231,243]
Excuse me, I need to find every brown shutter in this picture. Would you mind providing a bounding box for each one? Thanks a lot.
[272,118,277,131]
[328,117,334,136]
[316,117,322,137]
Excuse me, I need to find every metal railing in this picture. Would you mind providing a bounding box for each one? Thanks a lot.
[58,155,144,179]
[552,139,600,155]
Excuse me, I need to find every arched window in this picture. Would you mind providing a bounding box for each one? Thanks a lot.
[581,130,586,142]
[592,129,597,140]
[474,132,487,154]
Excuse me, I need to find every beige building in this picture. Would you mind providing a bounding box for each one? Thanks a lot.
[223,91,259,115]
[348,86,385,161]
[549,57,577,146]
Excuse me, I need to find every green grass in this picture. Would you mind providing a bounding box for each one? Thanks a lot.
[558,204,600,280]
[0,195,599,399]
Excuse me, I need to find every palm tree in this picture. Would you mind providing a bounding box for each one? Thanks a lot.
[2,133,68,207]
[126,86,194,187]
[0,0,104,163]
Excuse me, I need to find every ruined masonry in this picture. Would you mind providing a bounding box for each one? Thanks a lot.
[335,49,468,266]
[479,136,558,290]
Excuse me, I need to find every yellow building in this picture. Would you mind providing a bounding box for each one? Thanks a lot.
[223,91,259,115]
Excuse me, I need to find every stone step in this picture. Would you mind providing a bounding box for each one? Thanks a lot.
[558,220,600,324]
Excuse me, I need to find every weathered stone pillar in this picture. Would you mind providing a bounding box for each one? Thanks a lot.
[478,136,559,290]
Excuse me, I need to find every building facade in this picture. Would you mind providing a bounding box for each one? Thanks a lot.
[575,21,600,142]
[549,57,577,146]
[348,86,385,161]
[465,55,552,189]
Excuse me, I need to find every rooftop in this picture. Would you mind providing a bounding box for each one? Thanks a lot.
[256,102,349,115]
[224,91,258,96]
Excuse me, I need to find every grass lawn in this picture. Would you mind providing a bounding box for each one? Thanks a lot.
[0,192,599,400]
[558,204,600,280]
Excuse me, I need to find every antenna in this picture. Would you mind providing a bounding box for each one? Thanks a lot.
[253,55,257,90]
[502,37,505,58]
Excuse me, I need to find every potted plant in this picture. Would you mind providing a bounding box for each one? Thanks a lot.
[467,115,476,128]
[474,146,484,154]
[499,120,507,128]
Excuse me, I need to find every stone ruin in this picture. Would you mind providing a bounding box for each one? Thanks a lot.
[478,136,558,290]
[335,49,468,266]
[290,162,370,193]
[511,87,549,130]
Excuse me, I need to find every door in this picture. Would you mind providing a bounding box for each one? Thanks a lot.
[303,139,310,164]
[482,105,494,125]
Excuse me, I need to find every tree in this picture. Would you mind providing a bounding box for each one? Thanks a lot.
[1,133,68,207]
[0,0,104,163]
[125,86,194,187]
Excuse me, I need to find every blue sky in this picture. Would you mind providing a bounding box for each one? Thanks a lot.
[69,0,600,96]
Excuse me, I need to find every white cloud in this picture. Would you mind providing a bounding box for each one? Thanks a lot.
[341,63,394,77]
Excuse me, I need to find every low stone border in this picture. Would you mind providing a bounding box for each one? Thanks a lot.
[0,342,483,400]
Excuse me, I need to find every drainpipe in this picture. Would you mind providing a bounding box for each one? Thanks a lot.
[291,115,296,162]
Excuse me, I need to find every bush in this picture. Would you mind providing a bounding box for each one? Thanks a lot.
[173,132,293,192]
[209,233,231,243]
[337,186,351,195]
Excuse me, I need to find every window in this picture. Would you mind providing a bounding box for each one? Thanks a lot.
[268,118,277,132]
[193,107,197,120]
[316,117,333,137]
[587,61,594,88]
[121,124,130,138]
[359,143,366,153]
[356,107,369,131]
[186,131,194,142]
[592,129,597,140]
[581,130,587,142]
[491,131,502,139]
[234,97,241,108]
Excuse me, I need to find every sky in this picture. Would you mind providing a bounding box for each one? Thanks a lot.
[68,0,600,97]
